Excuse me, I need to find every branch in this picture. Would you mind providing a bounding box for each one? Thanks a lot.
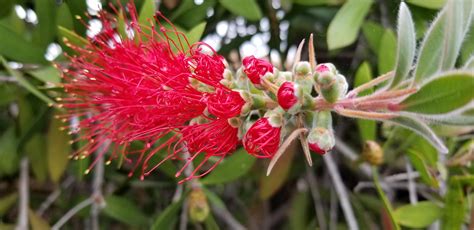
[323,154,359,230]
[52,198,94,230]
[16,157,29,230]
[37,176,75,216]
[405,157,418,204]
[305,166,327,230]
[90,143,106,230]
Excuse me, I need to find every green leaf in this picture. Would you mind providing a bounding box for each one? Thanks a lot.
[402,71,474,114]
[186,22,207,46]
[327,0,373,50]
[58,26,88,47]
[464,55,474,69]
[372,167,400,230]
[151,200,183,230]
[0,127,19,176]
[201,148,256,185]
[441,180,465,230]
[389,115,448,153]
[406,0,446,9]
[407,149,439,187]
[377,29,397,75]
[28,66,61,84]
[25,134,48,182]
[204,214,220,230]
[0,0,14,19]
[289,191,310,230]
[0,25,46,63]
[390,2,416,88]
[1,56,55,105]
[172,0,216,30]
[138,0,157,26]
[394,201,442,228]
[47,112,71,183]
[354,62,376,141]
[0,84,20,106]
[0,193,18,216]
[28,209,51,230]
[103,196,149,226]
[219,0,263,21]
[292,0,344,5]
[414,0,473,84]
[260,144,296,199]
[362,21,385,53]
[57,3,74,30]
[33,0,57,47]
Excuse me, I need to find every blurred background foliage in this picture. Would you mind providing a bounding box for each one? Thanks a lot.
[0,0,473,229]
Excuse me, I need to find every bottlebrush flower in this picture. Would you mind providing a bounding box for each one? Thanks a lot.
[243,117,281,158]
[207,87,246,118]
[277,81,299,111]
[59,2,228,178]
[242,55,273,86]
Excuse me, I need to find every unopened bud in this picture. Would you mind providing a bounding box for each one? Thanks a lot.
[315,63,337,74]
[277,82,300,112]
[315,72,347,103]
[295,61,311,76]
[188,188,210,223]
[362,141,383,166]
[307,127,335,155]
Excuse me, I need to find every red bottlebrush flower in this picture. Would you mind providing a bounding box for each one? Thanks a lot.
[243,117,281,158]
[58,2,227,177]
[242,55,273,85]
[277,82,298,110]
[207,88,246,118]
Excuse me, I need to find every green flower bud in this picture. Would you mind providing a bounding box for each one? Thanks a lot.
[307,127,335,155]
[295,61,311,76]
[315,72,348,103]
[188,188,210,223]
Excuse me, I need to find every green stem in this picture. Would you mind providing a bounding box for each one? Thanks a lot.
[372,166,400,230]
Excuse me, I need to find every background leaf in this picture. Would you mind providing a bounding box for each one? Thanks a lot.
[407,149,439,187]
[47,113,71,183]
[393,201,442,228]
[219,0,263,21]
[0,25,46,63]
[377,29,397,75]
[327,0,373,50]
[201,148,256,185]
[354,62,376,141]
[103,196,149,226]
[151,200,183,230]
[406,0,446,9]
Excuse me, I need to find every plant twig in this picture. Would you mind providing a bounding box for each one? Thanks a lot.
[305,166,327,230]
[323,154,359,230]
[91,144,106,230]
[179,200,189,230]
[37,176,75,216]
[52,198,94,230]
[347,71,394,97]
[405,157,418,204]
[16,157,29,230]
[0,75,18,83]
[211,203,246,230]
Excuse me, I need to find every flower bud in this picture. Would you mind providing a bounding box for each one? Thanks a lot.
[295,61,311,76]
[307,127,335,155]
[242,55,274,87]
[315,63,337,74]
[207,88,246,118]
[277,82,299,111]
[362,141,383,166]
[188,188,210,223]
[243,116,281,158]
[315,72,348,103]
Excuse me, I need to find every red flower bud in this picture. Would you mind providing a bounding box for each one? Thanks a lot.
[307,127,335,155]
[315,64,329,73]
[277,81,298,110]
[243,118,281,158]
[207,88,246,118]
[242,55,273,85]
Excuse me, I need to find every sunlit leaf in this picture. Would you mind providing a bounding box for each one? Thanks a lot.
[354,62,376,141]
[394,201,442,228]
[33,0,57,47]
[103,196,148,226]
[28,209,51,230]
[219,0,263,21]
[58,26,88,47]
[47,113,71,183]
[138,0,157,26]
[362,21,385,53]
[390,2,416,88]
[0,193,18,216]
[406,0,446,9]
[201,148,256,185]
[28,66,61,84]
[402,71,474,114]
[377,29,397,75]
[441,180,464,230]
[407,149,439,187]
[327,0,373,50]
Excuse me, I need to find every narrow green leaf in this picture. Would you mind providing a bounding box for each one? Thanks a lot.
[65,0,87,35]
[47,112,71,183]
[58,26,88,47]
[402,71,474,114]
[171,0,216,30]
[393,201,442,228]
[407,149,439,187]
[0,25,46,63]
[1,56,55,106]
[219,0,263,21]
[372,167,400,230]
[138,0,157,26]
[0,127,19,176]
[28,209,51,230]
[186,22,207,46]
[201,148,256,185]
[0,193,18,216]
[25,134,48,182]
[103,196,148,226]
[377,29,397,75]
[354,62,376,141]
[151,200,183,230]
[362,21,385,53]
[390,2,416,88]
[406,0,446,9]
[33,0,57,47]
[389,115,448,154]
[441,180,464,230]
[416,113,474,126]
[327,0,373,50]
[293,0,344,5]
[57,3,74,30]
[28,66,61,84]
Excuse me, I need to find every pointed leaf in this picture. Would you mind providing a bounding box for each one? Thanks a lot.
[377,29,397,75]
[407,149,439,187]
[394,201,442,228]
[28,209,51,230]
[186,22,207,45]
[219,0,263,21]
[441,180,464,230]
[0,127,19,175]
[33,0,57,47]
[139,0,157,26]
[28,66,61,84]
[103,196,148,226]
[47,113,71,183]
[354,62,376,141]
[402,71,474,114]
[201,148,256,185]
[151,200,183,230]
[406,0,446,9]
[58,26,88,47]
[327,0,373,50]
[390,2,416,88]
[0,25,46,63]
